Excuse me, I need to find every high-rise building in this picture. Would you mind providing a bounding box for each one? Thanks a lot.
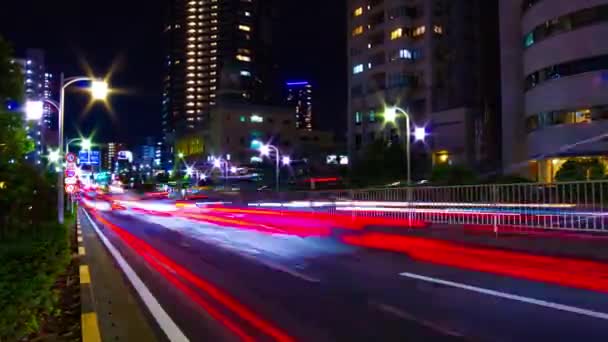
[500,0,608,181]
[347,0,501,174]
[286,81,313,131]
[105,142,126,171]
[13,49,53,166]
[162,0,280,161]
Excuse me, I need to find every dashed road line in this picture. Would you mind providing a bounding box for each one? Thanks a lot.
[399,272,608,321]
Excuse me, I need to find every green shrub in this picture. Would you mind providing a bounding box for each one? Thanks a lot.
[0,221,70,340]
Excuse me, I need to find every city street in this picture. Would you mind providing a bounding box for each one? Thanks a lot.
[80,203,608,341]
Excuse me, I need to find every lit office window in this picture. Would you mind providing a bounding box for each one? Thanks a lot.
[352,25,364,36]
[236,55,251,62]
[412,25,426,37]
[354,7,363,16]
[353,64,364,74]
[433,25,443,34]
[238,24,251,32]
[390,28,403,40]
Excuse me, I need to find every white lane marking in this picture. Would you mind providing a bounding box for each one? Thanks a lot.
[400,272,608,321]
[82,209,189,342]
[371,301,463,337]
[240,254,320,283]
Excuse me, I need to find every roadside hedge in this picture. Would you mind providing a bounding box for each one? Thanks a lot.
[0,219,71,341]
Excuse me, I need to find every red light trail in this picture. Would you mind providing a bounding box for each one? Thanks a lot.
[343,233,608,293]
[90,211,295,342]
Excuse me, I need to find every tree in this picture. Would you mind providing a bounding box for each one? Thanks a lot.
[555,159,605,182]
[430,164,477,185]
[350,139,406,186]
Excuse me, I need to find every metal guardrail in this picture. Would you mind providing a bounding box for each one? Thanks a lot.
[252,181,608,233]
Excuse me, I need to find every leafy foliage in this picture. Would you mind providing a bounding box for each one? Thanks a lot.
[350,139,406,187]
[0,220,70,340]
[430,164,478,185]
[555,159,605,182]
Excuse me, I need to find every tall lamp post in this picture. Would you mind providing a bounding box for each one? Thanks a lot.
[384,106,414,186]
[57,75,109,224]
[252,140,280,192]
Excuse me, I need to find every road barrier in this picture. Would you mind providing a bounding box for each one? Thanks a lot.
[248,181,608,233]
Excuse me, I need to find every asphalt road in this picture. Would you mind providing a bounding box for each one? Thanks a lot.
[80,205,608,342]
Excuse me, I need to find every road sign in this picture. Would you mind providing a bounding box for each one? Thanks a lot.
[66,153,76,163]
[79,150,101,165]
[90,151,100,165]
[64,177,78,185]
[65,184,78,194]
[65,169,76,178]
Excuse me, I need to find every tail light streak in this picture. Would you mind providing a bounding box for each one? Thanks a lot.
[90,212,295,342]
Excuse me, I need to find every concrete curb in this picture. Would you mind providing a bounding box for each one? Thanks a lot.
[77,211,102,342]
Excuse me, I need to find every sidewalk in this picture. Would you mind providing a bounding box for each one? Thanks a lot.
[77,209,160,342]
[391,223,608,262]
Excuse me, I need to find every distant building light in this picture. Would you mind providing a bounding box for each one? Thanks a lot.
[240,70,251,76]
[250,114,263,123]
[286,81,309,86]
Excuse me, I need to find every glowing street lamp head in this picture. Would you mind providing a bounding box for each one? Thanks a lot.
[25,100,44,121]
[282,156,291,166]
[384,106,398,123]
[213,159,221,168]
[259,145,271,157]
[185,166,194,176]
[178,152,184,159]
[90,80,109,100]
[200,173,207,181]
[230,166,237,174]
[81,138,92,151]
[413,127,427,141]
[48,149,61,164]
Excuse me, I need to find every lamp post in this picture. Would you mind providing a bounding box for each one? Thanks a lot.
[384,106,413,185]
[57,75,109,224]
[253,141,280,192]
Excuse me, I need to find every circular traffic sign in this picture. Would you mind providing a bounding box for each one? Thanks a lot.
[65,184,76,194]
[66,153,76,163]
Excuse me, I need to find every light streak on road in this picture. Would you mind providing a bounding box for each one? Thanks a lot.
[90,211,295,342]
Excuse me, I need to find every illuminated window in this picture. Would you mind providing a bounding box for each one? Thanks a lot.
[236,55,251,62]
[250,114,263,123]
[352,25,364,36]
[238,24,251,32]
[240,70,251,76]
[433,25,443,34]
[354,7,363,16]
[412,25,426,37]
[390,28,403,40]
[353,64,364,74]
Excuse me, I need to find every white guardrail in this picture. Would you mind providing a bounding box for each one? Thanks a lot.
[256,181,608,233]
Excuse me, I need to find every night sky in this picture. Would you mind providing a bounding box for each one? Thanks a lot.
[0,0,346,146]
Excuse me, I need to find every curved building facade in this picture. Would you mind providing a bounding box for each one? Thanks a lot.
[500,0,608,181]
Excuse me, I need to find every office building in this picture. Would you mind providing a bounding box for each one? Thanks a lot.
[162,0,281,161]
[204,100,335,165]
[500,0,608,181]
[104,142,126,171]
[286,81,313,130]
[347,0,501,174]
[13,49,54,166]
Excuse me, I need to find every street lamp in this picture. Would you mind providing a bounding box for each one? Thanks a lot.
[282,156,291,166]
[413,127,427,142]
[24,100,44,121]
[384,106,413,185]
[57,75,109,224]
[48,148,61,164]
[252,140,280,192]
